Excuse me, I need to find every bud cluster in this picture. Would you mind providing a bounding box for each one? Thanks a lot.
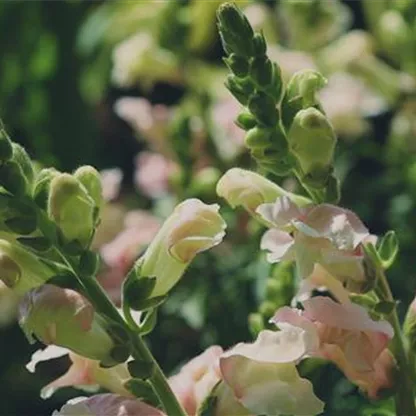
[217,3,339,203]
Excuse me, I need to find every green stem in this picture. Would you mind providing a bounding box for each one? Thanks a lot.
[378,272,416,415]
[35,209,187,416]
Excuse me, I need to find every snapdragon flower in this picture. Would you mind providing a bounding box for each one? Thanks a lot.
[27,345,131,399]
[19,285,116,364]
[53,394,164,416]
[137,199,226,299]
[217,168,310,216]
[258,196,371,291]
[218,327,324,416]
[273,296,395,398]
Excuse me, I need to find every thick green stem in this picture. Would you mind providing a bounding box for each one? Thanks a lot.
[378,272,416,415]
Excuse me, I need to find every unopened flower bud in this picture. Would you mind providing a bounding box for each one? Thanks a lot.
[248,91,279,127]
[236,111,257,131]
[74,166,103,221]
[287,107,336,181]
[48,173,96,248]
[217,2,255,57]
[404,297,416,349]
[378,10,411,63]
[282,69,327,130]
[0,239,54,294]
[33,168,60,209]
[224,54,249,77]
[189,167,221,198]
[19,285,116,363]
[135,199,226,299]
[216,168,310,215]
[225,74,254,106]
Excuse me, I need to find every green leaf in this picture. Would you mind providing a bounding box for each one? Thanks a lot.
[5,216,37,235]
[377,230,399,269]
[124,379,160,407]
[130,295,167,312]
[17,236,52,252]
[79,250,100,276]
[373,300,396,316]
[127,360,155,380]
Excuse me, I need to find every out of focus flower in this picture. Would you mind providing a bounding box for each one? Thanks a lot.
[101,210,161,273]
[27,345,131,399]
[0,239,54,295]
[258,196,370,291]
[53,394,165,416]
[169,346,223,415]
[268,47,317,83]
[211,97,245,160]
[112,32,182,89]
[320,73,387,137]
[219,328,324,416]
[273,296,395,398]
[19,285,115,363]
[100,168,123,202]
[134,152,177,198]
[114,98,173,156]
[0,280,18,327]
[138,199,226,298]
[217,168,310,216]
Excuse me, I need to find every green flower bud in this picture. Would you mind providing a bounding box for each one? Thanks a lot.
[74,166,103,210]
[0,161,27,196]
[248,91,279,127]
[245,126,272,149]
[19,284,116,363]
[217,168,310,215]
[250,56,274,88]
[189,167,221,199]
[287,107,336,180]
[404,297,416,350]
[259,300,276,319]
[0,239,54,295]
[281,70,327,130]
[134,199,226,300]
[217,2,255,57]
[224,54,250,77]
[377,230,399,270]
[0,123,13,162]
[48,173,96,248]
[236,112,257,131]
[377,10,412,64]
[252,32,267,56]
[225,74,254,106]
[33,168,60,209]
[11,143,34,192]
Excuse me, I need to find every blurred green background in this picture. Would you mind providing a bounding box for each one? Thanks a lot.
[1,1,416,415]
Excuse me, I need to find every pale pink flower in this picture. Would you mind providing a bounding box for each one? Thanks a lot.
[114,97,173,156]
[101,210,161,272]
[27,345,131,399]
[219,328,324,416]
[53,394,165,416]
[169,346,223,416]
[134,151,176,198]
[211,98,245,159]
[273,296,394,398]
[258,196,370,291]
[100,168,123,202]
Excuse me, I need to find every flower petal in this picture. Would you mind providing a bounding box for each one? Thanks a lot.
[260,229,295,263]
[26,345,69,373]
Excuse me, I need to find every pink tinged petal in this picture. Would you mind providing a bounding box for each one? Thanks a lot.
[303,296,394,338]
[222,328,311,365]
[296,264,351,305]
[100,168,123,202]
[270,309,320,354]
[26,346,69,373]
[53,394,166,416]
[220,356,324,416]
[299,204,369,249]
[260,229,295,263]
[256,196,307,229]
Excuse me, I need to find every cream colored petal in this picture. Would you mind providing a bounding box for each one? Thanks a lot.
[260,229,295,263]
[26,345,69,373]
